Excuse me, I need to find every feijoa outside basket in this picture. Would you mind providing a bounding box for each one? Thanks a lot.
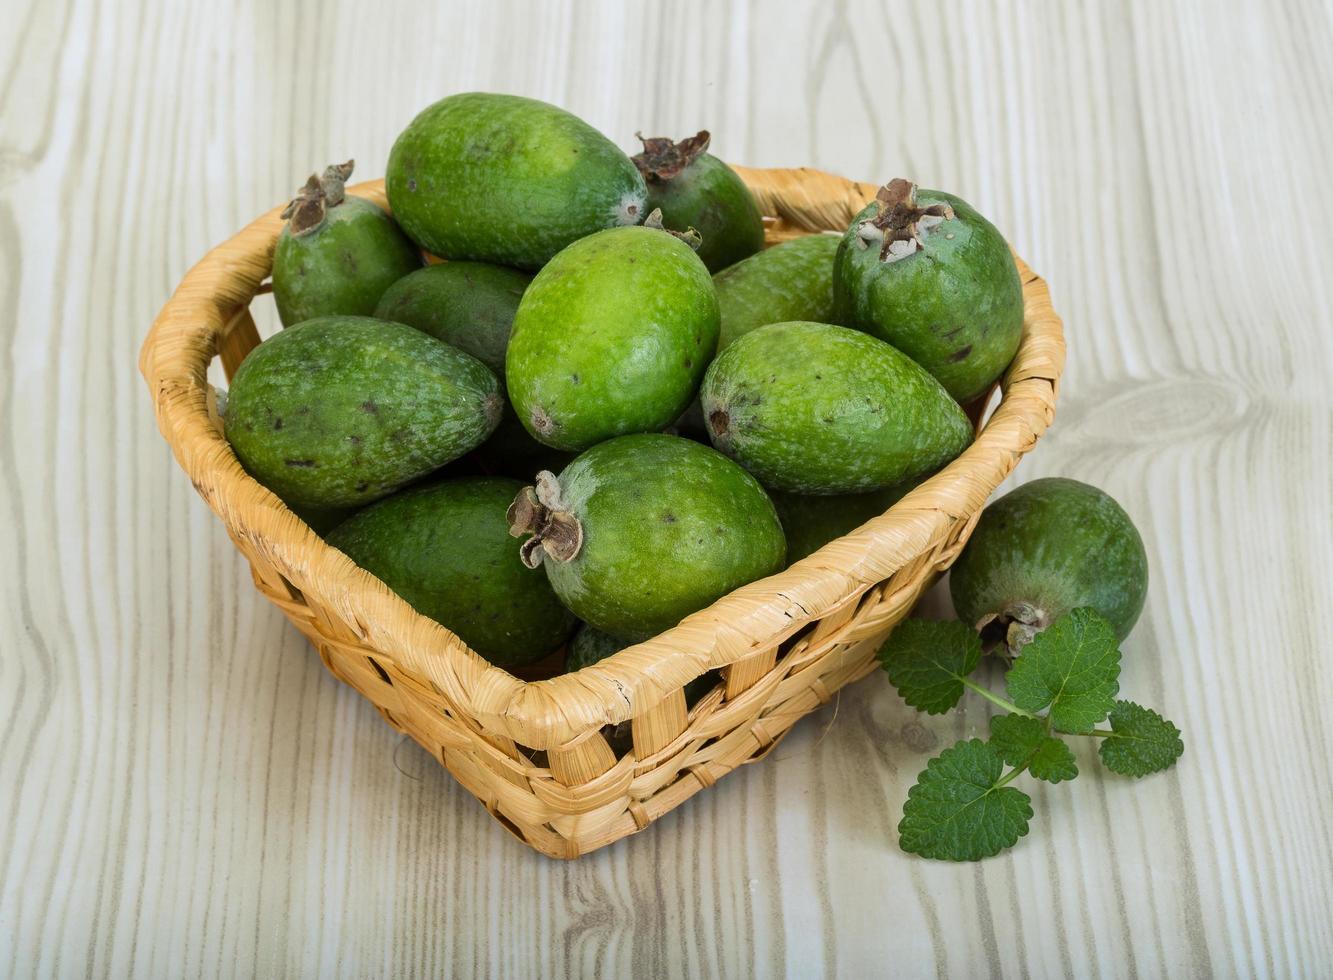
[140,166,1064,859]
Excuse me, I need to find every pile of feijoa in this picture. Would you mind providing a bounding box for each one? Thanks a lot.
[223,92,1030,672]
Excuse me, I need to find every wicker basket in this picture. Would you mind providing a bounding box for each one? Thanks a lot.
[140,166,1064,858]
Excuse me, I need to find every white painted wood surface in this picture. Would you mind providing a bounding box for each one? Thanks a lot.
[3,0,1331,975]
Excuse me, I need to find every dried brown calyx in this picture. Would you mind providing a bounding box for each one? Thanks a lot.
[632,130,711,182]
[643,207,703,251]
[976,600,1051,660]
[280,159,356,237]
[855,178,955,264]
[507,471,584,569]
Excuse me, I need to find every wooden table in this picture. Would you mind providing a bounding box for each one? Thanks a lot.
[3,1,1330,975]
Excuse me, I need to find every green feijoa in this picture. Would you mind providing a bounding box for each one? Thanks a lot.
[373,261,531,379]
[508,434,785,640]
[632,130,764,273]
[714,234,840,349]
[564,624,720,705]
[272,161,422,326]
[949,478,1149,657]
[386,93,647,269]
[506,226,720,451]
[327,478,576,667]
[224,317,503,509]
[833,179,1023,403]
[772,481,916,565]
[701,321,972,494]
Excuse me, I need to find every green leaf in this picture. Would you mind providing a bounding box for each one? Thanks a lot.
[987,714,1046,763]
[878,619,983,715]
[898,739,1033,861]
[1028,738,1079,783]
[1005,608,1121,733]
[1099,700,1185,777]
[988,714,1079,783]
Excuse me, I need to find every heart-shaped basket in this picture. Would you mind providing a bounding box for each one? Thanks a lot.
[140,165,1064,858]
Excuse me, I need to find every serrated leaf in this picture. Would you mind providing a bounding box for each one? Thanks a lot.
[878,619,983,715]
[1099,700,1184,777]
[1005,608,1121,733]
[1028,738,1079,783]
[898,739,1033,861]
[988,714,1078,783]
[987,714,1046,764]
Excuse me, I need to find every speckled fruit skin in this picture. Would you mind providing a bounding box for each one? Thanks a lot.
[224,317,503,509]
[373,261,531,377]
[949,478,1149,640]
[833,189,1023,403]
[539,434,785,640]
[327,479,576,667]
[701,321,972,494]
[272,196,422,327]
[772,481,915,565]
[714,234,840,349]
[644,154,764,273]
[385,93,648,269]
[564,623,720,704]
[506,226,720,451]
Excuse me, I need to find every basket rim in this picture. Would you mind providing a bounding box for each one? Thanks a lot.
[139,166,1064,750]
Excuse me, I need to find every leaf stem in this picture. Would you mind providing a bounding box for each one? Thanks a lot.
[994,761,1031,789]
[960,677,1038,719]
[1082,728,1115,738]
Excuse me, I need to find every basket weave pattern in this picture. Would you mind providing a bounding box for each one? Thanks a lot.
[140,167,1064,858]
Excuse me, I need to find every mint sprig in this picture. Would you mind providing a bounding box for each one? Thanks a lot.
[882,608,1183,862]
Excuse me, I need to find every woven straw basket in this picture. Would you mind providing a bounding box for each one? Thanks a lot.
[140,166,1064,859]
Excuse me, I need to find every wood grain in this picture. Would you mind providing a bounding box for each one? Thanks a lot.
[3,0,1331,975]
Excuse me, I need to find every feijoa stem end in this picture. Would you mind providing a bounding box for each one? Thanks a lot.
[280,159,355,237]
[855,178,955,263]
[507,471,584,568]
[976,600,1051,659]
[643,208,703,251]
[632,130,711,182]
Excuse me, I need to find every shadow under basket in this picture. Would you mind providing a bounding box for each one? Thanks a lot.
[140,166,1065,859]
